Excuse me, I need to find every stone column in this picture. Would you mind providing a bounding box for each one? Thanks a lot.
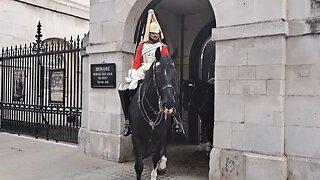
[78,0,140,162]
[209,0,288,179]
[285,1,320,179]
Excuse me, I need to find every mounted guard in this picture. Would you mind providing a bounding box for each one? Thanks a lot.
[118,9,184,136]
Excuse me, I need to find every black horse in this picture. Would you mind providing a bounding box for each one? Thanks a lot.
[129,48,177,180]
[181,79,214,151]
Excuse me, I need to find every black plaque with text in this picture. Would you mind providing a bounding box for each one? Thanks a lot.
[91,63,116,88]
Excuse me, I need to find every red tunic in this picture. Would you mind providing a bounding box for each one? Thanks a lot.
[132,43,169,70]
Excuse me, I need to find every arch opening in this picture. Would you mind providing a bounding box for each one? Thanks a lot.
[124,0,216,146]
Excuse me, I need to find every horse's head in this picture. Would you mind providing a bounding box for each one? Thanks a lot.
[153,48,176,114]
[181,78,214,112]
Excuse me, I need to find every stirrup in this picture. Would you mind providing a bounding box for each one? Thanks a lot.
[124,124,132,136]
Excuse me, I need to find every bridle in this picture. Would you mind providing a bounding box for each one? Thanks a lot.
[138,60,176,130]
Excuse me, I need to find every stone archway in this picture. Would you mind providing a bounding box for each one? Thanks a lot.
[188,21,215,144]
[79,0,218,161]
[80,0,217,162]
[81,0,318,179]
[81,0,217,163]
[124,0,215,146]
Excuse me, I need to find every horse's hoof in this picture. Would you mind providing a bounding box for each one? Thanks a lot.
[157,168,166,175]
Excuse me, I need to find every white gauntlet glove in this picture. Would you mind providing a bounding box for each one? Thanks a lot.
[128,68,144,90]
[128,63,152,90]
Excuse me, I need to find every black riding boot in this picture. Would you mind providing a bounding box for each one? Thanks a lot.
[172,109,184,134]
[118,89,132,136]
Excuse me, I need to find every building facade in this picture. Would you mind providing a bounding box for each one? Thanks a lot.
[79,0,320,179]
[0,0,89,48]
[1,0,319,179]
[0,0,89,142]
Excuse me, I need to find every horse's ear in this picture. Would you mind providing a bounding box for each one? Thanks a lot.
[155,47,161,61]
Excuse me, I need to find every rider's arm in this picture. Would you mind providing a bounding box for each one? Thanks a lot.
[132,43,144,70]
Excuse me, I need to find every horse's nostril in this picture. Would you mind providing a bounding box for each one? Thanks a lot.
[163,102,174,109]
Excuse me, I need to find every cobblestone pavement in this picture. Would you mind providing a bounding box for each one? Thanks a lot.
[62,145,209,180]
[0,133,209,180]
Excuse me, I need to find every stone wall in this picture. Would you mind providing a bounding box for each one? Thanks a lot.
[78,0,149,162]
[286,0,320,179]
[209,0,320,179]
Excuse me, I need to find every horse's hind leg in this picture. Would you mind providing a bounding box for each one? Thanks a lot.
[132,137,143,180]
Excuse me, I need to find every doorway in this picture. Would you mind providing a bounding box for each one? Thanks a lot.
[133,0,215,145]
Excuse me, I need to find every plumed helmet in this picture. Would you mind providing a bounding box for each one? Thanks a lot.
[143,9,165,42]
[149,21,161,34]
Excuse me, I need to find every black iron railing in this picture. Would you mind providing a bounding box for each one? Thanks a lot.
[0,22,83,143]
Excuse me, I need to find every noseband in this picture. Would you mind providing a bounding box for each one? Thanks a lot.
[138,61,176,130]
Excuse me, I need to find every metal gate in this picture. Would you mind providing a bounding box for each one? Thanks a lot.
[0,22,83,143]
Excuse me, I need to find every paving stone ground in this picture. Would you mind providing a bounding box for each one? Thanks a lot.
[0,132,209,180]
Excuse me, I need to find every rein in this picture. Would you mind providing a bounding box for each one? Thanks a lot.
[138,61,175,130]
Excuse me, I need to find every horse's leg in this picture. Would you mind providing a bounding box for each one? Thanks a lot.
[207,112,214,149]
[157,132,168,176]
[200,111,213,152]
[157,120,171,175]
[157,144,168,175]
[132,136,144,180]
[150,143,161,180]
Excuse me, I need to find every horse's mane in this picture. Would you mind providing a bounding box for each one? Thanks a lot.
[143,55,173,82]
[143,62,155,82]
